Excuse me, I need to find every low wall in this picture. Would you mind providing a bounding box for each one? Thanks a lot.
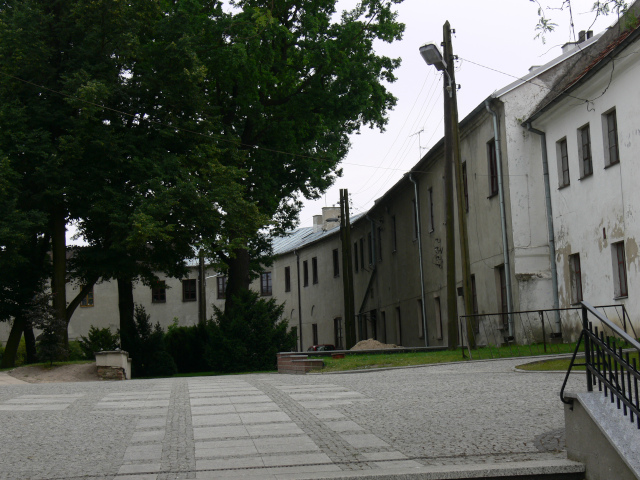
[95,350,132,380]
[277,353,323,374]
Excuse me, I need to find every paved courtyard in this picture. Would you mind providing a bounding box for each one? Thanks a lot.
[0,358,585,479]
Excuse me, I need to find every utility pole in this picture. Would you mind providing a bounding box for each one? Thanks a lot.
[340,189,356,349]
[443,22,475,348]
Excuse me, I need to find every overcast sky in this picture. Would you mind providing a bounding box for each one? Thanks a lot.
[296,0,617,227]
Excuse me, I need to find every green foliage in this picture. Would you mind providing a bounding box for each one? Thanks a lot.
[129,306,176,378]
[213,290,298,372]
[79,326,120,360]
[67,341,85,361]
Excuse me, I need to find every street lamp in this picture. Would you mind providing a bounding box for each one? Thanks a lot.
[419,24,475,351]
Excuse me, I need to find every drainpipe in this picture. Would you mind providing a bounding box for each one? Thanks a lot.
[526,123,561,332]
[485,100,514,337]
[408,174,429,346]
[294,250,303,351]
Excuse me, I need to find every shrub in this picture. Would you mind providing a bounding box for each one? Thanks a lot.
[25,293,67,364]
[67,341,85,361]
[129,306,176,378]
[79,326,120,360]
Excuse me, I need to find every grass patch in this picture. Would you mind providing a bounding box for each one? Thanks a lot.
[517,351,639,371]
[314,342,583,373]
[15,360,95,369]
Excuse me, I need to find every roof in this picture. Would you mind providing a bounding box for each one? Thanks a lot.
[273,212,366,256]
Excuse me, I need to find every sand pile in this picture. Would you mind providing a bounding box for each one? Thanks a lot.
[350,339,399,350]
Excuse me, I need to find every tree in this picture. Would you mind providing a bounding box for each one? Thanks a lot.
[202,0,405,308]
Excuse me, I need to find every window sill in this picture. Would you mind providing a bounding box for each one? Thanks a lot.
[613,295,628,300]
[80,305,94,308]
[604,161,620,170]
[578,173,593,181]
[487,193,498,199]
[182,299,197,302]
[558,183,570,190]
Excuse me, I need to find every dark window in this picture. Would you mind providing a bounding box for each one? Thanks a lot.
[428,187,434,231]
[381,311,387,343]
[391,216,397,252]
[152,281,166,303]
[613,242,628,298]
[488,139,499,196]
[377,227,383,262]
[312,323,318,346]
[462,162,469,212]
[558,138,570,187]
[579,125,593,178]
[395,307,402,346]
[569,254,583,304]
[303,260,309,287]
[606,110,620,166]
[417,299,424,339]
[312,257,318,284]
[334,317,343,349]
[354,242,359,273]
[284,267,291,292]
[217,276,226,299]
[359,238,364,269]
[435,297,442,340]
[80,286,94,307]
[260,272,272,296]
[412,199,418,238]
[332,249,339,277]
[367,232,373,265]
[182,279,197,302]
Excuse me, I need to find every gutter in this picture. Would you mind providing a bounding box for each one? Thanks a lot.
[526,123,561,332]
[485,99,514,337]
[294,250,303,351]
[408,173,429,346]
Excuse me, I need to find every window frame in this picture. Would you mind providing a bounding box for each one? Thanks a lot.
[303,260,309,287]
[182,278,197,302]
[428,187,435,232]
[216,276,227,299]
[577,124,593,178]
[487,138,499,197]
[556,137,570,188]
[80,286,94,307]
[391,215,397,253]
[354,241,359,273]
[152,280,166,303]
[569,253,583,304]
[312,256,319,284]
[612,241,628,298]
[602,109,620,167]
[260,271,272,296]
[284,267,291,293]
[332,248,340,277]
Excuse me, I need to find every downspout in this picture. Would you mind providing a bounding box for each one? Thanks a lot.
[295,250,303,351]
[526,123,561,332]
[408,173,429,346]
[485,99,514,337]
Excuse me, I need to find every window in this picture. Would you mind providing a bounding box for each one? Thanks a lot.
[334,317,343,349]
[428,187,434,232]
[487,139,499,196]
[568,254,583,304]
[377,227,383,262]
[359,238,364,270]
[412,199,418,239]
[556,138,570,187]
[80,286,94,307]
[354,242,359,273]
[332,249,340,277]
[182,279,197,302]
[391,216,397,252]
[435,297,443,340]
[152,281,166,303]
[312,323,318,346]
[284,267,291,293]
[395,307,402,346]
[578,124,593,178]
[312,257,318,284]
[417,299,424,339]
[612,242,628,298]
[216,276,227,299]
[381,311,387,343]
[367,232,373,265]
[462,162,469,212]
[603,109,620,167]
[303,260,309,287]
[260,272,272,296]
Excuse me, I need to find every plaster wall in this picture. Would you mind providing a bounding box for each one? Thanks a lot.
[533,42,640,333]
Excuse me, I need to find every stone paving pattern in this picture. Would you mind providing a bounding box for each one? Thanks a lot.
[0,358,584,479]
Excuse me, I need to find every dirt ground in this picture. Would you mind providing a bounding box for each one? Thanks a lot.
[7,363,101,383]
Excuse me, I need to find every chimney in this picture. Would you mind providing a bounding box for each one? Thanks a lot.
[321,206,341,231]
[586,30,593,40]
[312,215,323,233]
[578,30,585,43]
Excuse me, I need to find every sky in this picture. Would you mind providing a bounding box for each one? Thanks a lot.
[295,0,617,228]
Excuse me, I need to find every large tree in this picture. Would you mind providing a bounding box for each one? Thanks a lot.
[203,0,405,308]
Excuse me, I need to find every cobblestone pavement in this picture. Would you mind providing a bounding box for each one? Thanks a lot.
[0,358,585,480]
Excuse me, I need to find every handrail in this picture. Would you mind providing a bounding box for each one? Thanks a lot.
[561,301,640,429]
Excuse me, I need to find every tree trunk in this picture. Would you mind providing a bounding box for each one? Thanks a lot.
[24,324,38,364]
[117,277,136,354]
[224,247,251,313]
[0,316,25,368]
[51,203,68,354]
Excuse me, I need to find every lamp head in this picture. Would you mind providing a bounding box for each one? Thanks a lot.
[419,43,447,71]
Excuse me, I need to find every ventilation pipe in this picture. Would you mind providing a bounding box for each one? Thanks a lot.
[485,99,514,337]
[408,173,429,346]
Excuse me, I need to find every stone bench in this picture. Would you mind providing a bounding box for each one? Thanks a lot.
[95,350,132,380]
[277,353,324,374]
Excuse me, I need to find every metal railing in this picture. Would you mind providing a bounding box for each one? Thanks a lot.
[560,301,640,429]
[459,304,637,360]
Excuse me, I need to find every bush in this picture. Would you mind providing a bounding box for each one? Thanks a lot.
[129,306,176,378]
[79,326,120,360]
[165,322,212,374]
[67,341,85,361]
